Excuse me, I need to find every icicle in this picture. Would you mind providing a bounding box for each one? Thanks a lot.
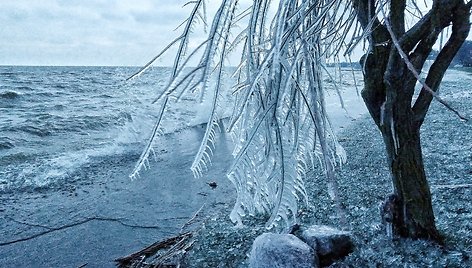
[390,117,400,155]
[386,223,393,238]
[380,101,386,126]
[131,0,357,232]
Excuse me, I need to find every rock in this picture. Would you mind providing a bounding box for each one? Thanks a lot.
[297,225,354,266]
[249,233,318,268]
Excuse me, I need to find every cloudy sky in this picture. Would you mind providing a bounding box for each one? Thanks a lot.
[0,1,470,66]
[0,0,206,66]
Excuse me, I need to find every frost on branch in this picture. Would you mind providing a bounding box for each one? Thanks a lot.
[131,0,354,231]
[226,0,353,230]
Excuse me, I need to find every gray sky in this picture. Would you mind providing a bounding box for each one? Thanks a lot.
[1,1,470,66]
[0,0,193,66]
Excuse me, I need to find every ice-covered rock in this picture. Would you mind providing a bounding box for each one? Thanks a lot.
[249,233,318,268]
[297,225,353,266]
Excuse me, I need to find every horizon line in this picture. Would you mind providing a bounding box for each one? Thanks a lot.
[1,61,360,68]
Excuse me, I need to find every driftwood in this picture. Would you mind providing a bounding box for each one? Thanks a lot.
[180,204,205,233]
[115,204,207,268]
[115,232,193,268]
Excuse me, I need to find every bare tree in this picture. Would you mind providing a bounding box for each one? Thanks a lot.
[352,0,471,240]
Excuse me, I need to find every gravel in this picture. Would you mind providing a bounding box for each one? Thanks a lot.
[182,70,472,267]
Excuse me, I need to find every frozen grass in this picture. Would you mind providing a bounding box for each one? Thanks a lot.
[182,70,472,267]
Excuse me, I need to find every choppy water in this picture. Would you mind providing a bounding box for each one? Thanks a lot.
[0,65,368,267]
[0,65,366,194]
[0,66,230,193]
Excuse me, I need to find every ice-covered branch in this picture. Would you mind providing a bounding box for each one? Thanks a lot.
[132,0,356,231]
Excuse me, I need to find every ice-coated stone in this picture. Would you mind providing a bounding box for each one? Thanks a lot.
[297,225,353,266]
[249,233,318,268]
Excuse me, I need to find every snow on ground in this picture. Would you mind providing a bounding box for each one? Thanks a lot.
[182,68,472,267]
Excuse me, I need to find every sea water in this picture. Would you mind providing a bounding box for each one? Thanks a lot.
[0,66,240,267]
[0,66,232,193]
[0,65,366,267]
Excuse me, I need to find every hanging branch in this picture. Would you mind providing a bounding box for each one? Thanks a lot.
[126,0,207,81]
[129,96,169,179]
[131,0,357,231]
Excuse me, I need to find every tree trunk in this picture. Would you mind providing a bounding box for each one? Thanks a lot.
[353,0,471,242]
[361,49,442,241]
[379,116,441,241]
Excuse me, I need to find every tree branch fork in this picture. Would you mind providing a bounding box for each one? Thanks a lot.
[353,0,471,126]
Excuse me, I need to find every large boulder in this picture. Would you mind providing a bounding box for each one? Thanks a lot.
[249,233,318,268]
[297,225,354,266]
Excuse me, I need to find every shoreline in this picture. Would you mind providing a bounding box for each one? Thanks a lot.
[0,83,365,267]
[1,69,469,267]
[0,122,237,267]
[182,69,472,267]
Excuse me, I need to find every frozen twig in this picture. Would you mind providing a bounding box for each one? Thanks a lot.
[180,203,206,233]
[431,183,472,189]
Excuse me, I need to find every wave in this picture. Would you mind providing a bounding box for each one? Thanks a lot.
[64,112,133,132]
[98,94,113,98]
[0,141,14,150]
[54,84,68,89]
[34,91,58,98]
[0,72,15,76]
[0,152,38,166]
[0,115,223,194]
[0,137,15,150]
[0,148,139,194]
[15,86,35,91]
[17,125,52,137]
[6,111,133,138]
[0,91,21,99]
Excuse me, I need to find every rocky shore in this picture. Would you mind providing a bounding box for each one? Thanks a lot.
[182,69,472,267]
[1,70,469,268]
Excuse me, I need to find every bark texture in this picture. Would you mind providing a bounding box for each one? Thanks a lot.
[352,0,471,240]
